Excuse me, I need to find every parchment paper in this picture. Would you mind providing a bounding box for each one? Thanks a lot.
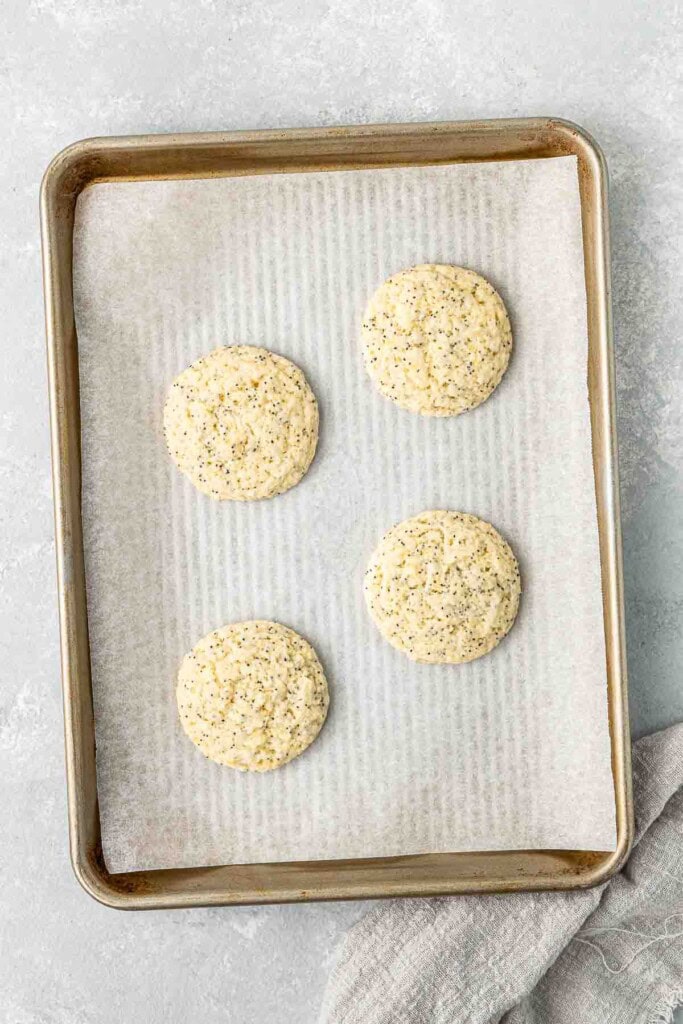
[74,156,617,873]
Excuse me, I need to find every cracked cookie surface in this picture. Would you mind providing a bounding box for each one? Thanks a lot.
[364,510,521,664]
[361,264,512,416]
[163,345,319,500]
[176,620,329,771]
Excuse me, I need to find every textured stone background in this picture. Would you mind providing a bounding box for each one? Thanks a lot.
[2,1,681,1021]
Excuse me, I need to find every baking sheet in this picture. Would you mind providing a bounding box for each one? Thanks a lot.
[73,155,617,873]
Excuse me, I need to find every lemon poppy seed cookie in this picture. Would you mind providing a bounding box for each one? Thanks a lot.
[176,620,329,772]
[364,510,521,664]
[163,345,319,500]
[361,264,512,416]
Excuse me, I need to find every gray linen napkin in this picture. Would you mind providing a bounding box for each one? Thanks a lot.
[321,723,683,1024]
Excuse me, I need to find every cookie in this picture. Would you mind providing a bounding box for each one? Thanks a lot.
[364,510,521,664]
[163,345,319,500]
[361,264,512,416]
[176,620,329,772]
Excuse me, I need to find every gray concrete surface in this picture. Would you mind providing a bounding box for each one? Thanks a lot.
[2,1,681,1021]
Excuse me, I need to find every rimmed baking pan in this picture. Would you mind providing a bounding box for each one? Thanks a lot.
[41,117,632,909]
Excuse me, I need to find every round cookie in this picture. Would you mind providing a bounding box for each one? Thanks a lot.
[176,620,329,772]
[361,264,512,416]
[364,510,521,664]
[163,345,319,500]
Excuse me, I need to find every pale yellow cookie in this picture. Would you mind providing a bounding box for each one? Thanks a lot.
[361,264,512,416]
[176,620,329,772]
[163,345,319,500]
[364,510,521,664]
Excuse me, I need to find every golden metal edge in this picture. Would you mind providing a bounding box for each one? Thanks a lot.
[41,157,89,904]
[40,117,632,910]
[567,122,633,887]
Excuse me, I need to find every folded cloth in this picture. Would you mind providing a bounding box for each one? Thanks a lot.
[320,723,683,1024]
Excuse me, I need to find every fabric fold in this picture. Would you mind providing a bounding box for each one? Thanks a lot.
[321,723,683,1024]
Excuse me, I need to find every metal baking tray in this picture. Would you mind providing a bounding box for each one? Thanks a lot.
[41,117,632,909]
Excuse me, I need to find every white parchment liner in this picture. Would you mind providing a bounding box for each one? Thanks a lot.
[74,156,616,872]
